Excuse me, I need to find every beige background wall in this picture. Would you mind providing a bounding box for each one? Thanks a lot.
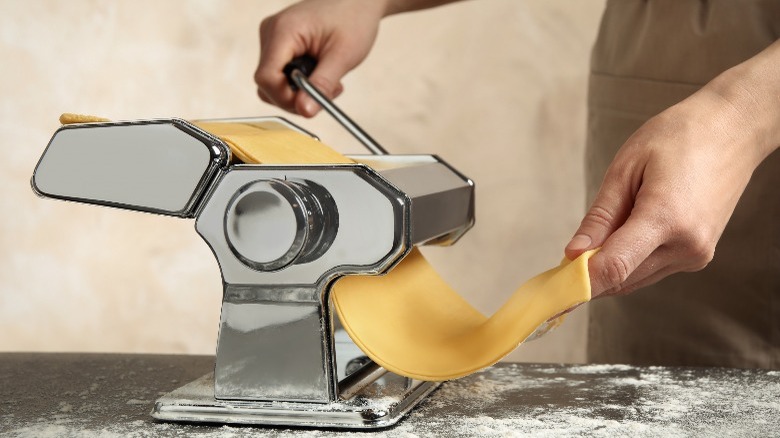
[0,0,605,363]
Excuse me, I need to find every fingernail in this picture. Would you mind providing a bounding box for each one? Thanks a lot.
[303,100,319,116]
[566,234,592,252]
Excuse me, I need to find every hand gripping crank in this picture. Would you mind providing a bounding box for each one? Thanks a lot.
[284,55,389,156]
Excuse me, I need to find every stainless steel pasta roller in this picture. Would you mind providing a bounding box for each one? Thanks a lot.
[31,59,474,428]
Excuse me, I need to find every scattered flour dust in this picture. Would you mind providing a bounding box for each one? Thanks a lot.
[125,399,149,406]
[289,364,776,438]
[562,364,634,374]
[3,364,778,438]
[394,364,779,438]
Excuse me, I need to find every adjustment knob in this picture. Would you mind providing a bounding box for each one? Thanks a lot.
[224,179,337,271]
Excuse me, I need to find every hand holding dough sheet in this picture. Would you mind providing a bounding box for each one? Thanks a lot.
[63,115,594,382]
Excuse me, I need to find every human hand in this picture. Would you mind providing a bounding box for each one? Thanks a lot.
[255,0,387,117]
[565,83,777,298]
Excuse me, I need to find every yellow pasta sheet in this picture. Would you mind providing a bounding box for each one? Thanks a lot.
[333,248,593,381]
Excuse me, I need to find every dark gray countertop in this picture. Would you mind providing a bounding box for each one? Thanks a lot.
[1,353,778,437]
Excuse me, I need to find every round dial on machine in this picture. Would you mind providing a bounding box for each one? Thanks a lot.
[224,178,338,271]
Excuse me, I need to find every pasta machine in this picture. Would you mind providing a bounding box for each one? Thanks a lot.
[30,60,475,429]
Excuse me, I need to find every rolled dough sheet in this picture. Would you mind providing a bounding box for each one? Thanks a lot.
[194,121,352,165]
[333,248,593,381]
[62,115,594,381]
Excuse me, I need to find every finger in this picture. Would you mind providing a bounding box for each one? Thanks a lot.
[256,86,273,105]
[587,208,665,296]
[255,21,299,112]
[565,164,637,260]
[257,86,296,114]
[294,47,355,117]
[601,264,677,298]
[294,79,344,117]
[594,246,675,298]
[602,241,715,296]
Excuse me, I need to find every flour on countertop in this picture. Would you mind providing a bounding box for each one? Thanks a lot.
[3,363,778,438]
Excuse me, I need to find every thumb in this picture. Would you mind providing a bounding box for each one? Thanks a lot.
[294,49,353,117]
[565,169,634,261]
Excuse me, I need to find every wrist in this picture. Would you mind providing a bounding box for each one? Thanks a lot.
[382,0,462,17]
[702,41,780,162]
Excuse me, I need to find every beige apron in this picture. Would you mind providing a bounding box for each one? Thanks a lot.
[586,0,780,368]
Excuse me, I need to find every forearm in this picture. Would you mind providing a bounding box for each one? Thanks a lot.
[701,39,780,165]
[381,0,468,16]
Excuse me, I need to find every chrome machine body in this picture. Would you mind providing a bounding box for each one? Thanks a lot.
[31,116,475,428]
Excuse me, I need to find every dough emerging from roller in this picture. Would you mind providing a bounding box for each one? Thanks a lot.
[62,115,594,381]
[333,248,593,381]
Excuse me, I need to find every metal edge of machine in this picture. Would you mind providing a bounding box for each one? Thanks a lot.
[30,118,231,219]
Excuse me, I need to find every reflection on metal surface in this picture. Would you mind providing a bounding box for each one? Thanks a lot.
[226,182,301,270]
[222,302,314,333]
[338,360,387,401]
[215,300,329,402]
[196,165,406,286]
[31,119,229,218]
[153,372,439,429]
[225,179,339,271]
[201,165,411,405]
[224,178,338,272]
[365,156,475,246]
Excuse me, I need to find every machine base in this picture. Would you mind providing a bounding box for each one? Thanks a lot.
[152,372,439,429]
